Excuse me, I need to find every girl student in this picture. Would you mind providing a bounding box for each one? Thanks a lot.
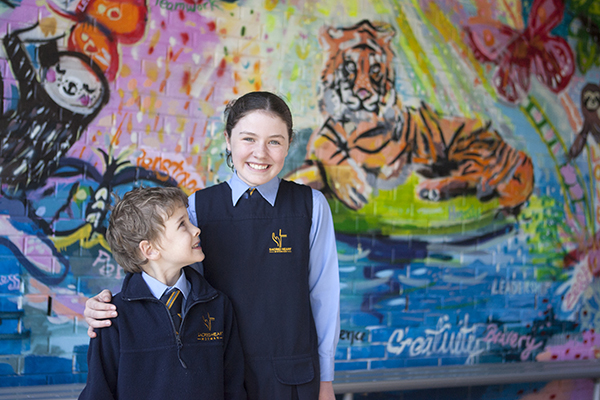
[84,91,340,400]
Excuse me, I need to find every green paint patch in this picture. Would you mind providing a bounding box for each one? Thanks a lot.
[290,64,300,81]
[329,173,505,236]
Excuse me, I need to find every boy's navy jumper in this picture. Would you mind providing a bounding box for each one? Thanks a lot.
[196,179,320,399]
[79,266,246,400]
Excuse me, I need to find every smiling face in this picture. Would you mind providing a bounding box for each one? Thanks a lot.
[155,205,205,271]
[226,110,290,187]
[42,55,106,115]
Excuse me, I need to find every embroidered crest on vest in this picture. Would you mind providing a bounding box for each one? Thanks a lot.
[270,229,292,253]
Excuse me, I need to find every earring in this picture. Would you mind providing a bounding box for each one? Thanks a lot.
[225,149,234,170]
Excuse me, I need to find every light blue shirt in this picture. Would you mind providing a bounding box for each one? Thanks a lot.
[187,173,340,382]
[142,270,191,312]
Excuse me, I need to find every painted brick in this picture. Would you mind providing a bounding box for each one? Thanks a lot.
[0,2,597,399]
[23,356,72,375]
[351,311,385,328]
[47,372,87,385]
[335,346,348,361]
[0,319,19,334]
[0,362,16,375]
[334,361,369,371]
[0,375,47,387]
[0,336,29,356]
[370,327,396,342]
[349,345,386,360]
[370,358,407,369]
[389,312,425,327]
[0,296,21,311]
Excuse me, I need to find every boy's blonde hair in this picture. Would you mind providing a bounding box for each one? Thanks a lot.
[106,186,189,273]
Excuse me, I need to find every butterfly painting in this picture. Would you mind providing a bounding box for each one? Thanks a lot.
[464,0,575,104]
[48,0,148,81]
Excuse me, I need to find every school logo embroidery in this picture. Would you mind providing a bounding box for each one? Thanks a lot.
[198,312,223,342]
[270,229,292,253]
[203,313,215,331]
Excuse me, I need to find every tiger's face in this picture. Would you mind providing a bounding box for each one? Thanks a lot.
[319,20,396,119]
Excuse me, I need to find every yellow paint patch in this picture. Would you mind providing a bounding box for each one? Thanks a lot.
[265,0,278,11]
[145,63,160,82]
[295,44,310,60]
[120,64,131,78]
[52,224,109,251]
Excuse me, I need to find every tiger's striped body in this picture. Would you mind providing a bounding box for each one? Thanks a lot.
[289,20,534,212]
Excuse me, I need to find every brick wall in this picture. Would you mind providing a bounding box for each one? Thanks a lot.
[0,0,598,398]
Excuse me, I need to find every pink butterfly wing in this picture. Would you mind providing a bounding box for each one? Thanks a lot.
[493,48,531,103]
[531,36,575,93]
[465,21,531,103]
[528,0,565,37]
[464,21,520,63]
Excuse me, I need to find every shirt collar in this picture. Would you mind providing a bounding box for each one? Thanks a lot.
[227,172,279,206]
[142,269,191,300]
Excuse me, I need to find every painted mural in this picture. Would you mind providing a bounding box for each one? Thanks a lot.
[0,0,599,398]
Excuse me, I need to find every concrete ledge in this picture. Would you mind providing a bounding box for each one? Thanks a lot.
[0,361,598,398]
[333,360,600,394]
[0,383,85,400]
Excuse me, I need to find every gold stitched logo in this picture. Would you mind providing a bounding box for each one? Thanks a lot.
[198,313,222,341]
[203,313,215,331]
[270,229,291,253]
[197,332,223,341]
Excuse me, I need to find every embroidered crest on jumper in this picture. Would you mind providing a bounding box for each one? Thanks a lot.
[270,229,291,253]
[203,312,215,331]
[198,312,223,341]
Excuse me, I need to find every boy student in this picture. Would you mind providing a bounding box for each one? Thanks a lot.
[79,186,246,400]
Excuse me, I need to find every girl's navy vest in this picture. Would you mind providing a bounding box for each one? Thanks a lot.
[195,179,320,399]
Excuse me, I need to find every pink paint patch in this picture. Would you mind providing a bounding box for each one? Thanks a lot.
[517,379,593,400]
[590,249,600,275]
[45,69,56,83]
[53,294,88,317]
[560,164,577,185]
[569,184,584,199]
[79,95,90,106]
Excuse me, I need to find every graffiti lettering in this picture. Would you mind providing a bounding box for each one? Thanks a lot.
[155,0,219,12]
[387,314,484,363]
[136,149,200,193]
[481,324,543,361]
[0,274,20,291]
[562,258,593,312]
[339,329,367,345]
[93,250,123,279]
[491,278,551,296]
[86,187,109,229]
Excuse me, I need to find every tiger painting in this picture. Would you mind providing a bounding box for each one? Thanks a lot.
[287,20,534,214]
